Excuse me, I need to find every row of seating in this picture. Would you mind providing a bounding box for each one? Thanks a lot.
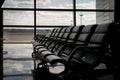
[32,22,119,80]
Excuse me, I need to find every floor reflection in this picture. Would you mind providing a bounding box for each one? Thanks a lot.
[3,76,33,80]
[3,44,34,80]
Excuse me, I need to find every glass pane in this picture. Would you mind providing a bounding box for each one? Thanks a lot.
[76,0,96,9]
[36,11,73,26]
[3,76,33,80]
[36,0,73,9]
[76,12,96,25]
[76,11,114,26]
[3,27,34,43]
[96,0,114,9]
[2,0,34,8]
[3,44,33,58]
[96,12,114,24]
[3,60,33,75]
[76,0,114,10]
[36,28,53,35]
[3,11,34,25]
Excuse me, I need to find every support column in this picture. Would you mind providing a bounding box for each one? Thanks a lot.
[114,1,120,80]
[0,9,3,80]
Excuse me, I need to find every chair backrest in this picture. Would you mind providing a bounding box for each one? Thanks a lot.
[75,24,97,45]
[88,23,115,47]
[53,28,63,39]
[67,25,84,43]
[50,28,58,38]
[56,27,67,40]
[61,26,74,41]
[48,28,56,37]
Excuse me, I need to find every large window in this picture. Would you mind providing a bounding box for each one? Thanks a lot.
[1,0,114,42]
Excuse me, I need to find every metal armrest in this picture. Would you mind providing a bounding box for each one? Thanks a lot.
[63,43,85,47]
[75,45,102,49]
[45,55,66,65]
[57,43,85,55]
[67,45,103,63]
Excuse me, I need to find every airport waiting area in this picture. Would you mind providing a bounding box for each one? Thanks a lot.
[31,22,119,80]
[1,0,120,80]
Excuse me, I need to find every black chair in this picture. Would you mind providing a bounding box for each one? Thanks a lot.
[36,27,67,53]
[39,25,84,59]
[34,28,59,47]
[62,22,116,80]
[41,24,97,76]
[32,28,60,58]
[45,26,74,52]
[32,28,57,48]
[37,26,74,58]
[40,24,97,71]
[39,28,63,46]
[45,24,97,62]
[32,27,67,60]
[51,25,85,53]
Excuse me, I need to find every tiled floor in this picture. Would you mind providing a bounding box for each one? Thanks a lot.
[3,44,34,80]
